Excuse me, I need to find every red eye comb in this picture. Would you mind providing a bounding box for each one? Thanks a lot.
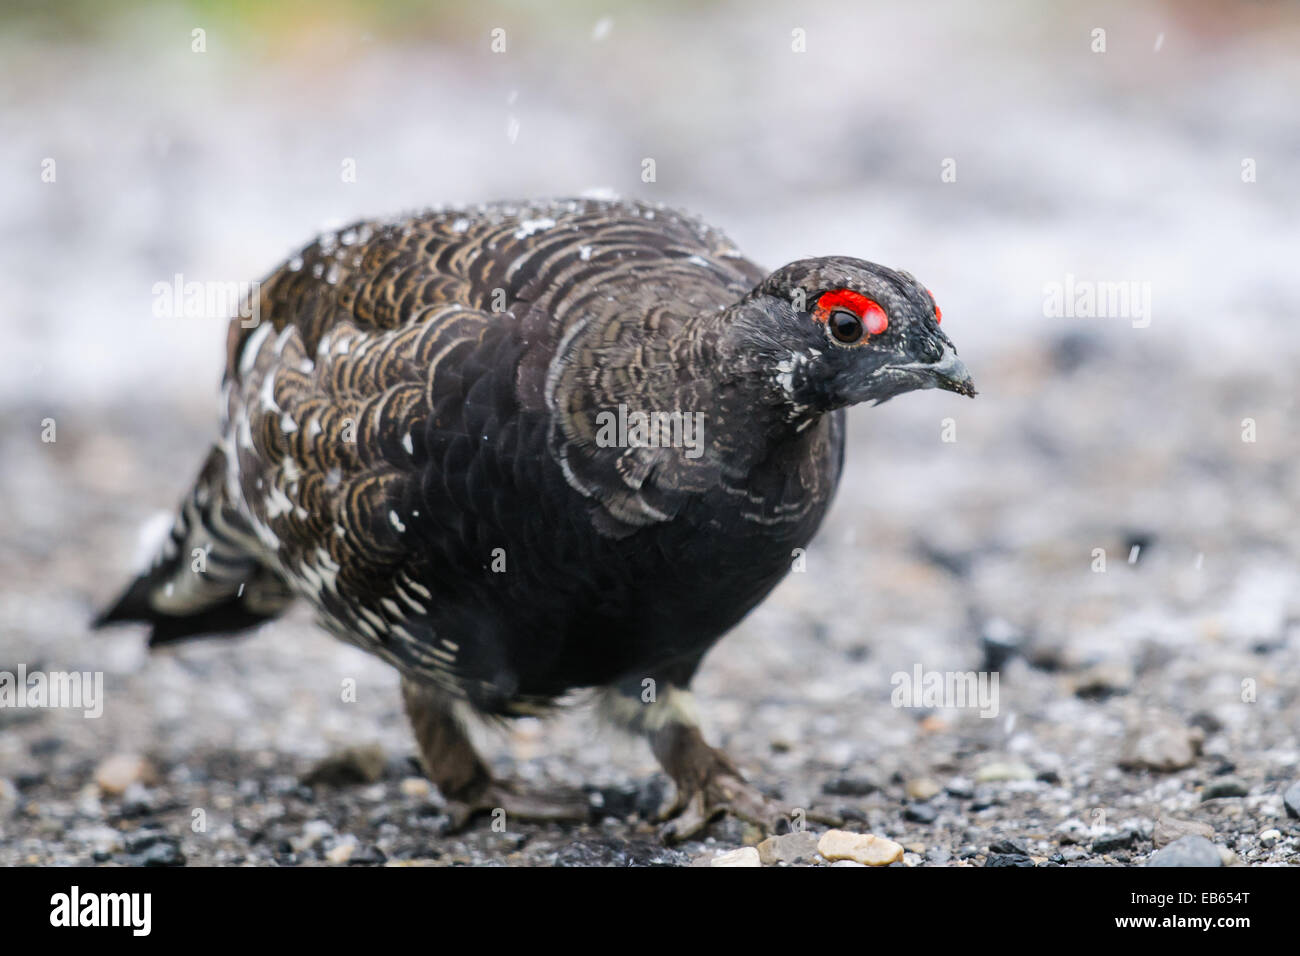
[816,289,888,335]
[926,288,942,324]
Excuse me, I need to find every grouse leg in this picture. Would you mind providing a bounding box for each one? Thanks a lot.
[400,677,590,829]
[601,676,791,843]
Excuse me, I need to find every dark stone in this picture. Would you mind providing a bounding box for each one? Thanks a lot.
[117,798,155,819]
[128,834,185,867]
[904,803,938,824]
[635,776,670,820]
[822,774,880,797]
[986,853,1035,867]
[138,843,186,867]
[1091,830,1137,854]
[594,778,665,821]
[980,618,1022,671]
[123,829,169,854]
[1202,778,1248,800]
[989,838,1029,855]
[347,845,387,866]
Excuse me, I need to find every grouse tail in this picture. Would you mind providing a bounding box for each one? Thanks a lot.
[92,445,293,646]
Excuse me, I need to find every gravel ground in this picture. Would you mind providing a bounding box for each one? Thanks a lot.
[4,335,1298,867]
[2,0,1299,867]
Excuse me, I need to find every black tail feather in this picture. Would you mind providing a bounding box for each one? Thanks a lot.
[92,445,293,646]
[92,572,283,647]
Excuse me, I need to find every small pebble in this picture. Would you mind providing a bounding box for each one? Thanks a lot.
[94,754,157,795]
[989,837,1029,855]
[1091,830,1137,854]
[817,829,903,866]
[1071,662,1133,700]
[399,777,432,799]
[348,845,387,866]
[905,777,941,801]
[756,830,820,865]
[975,761,1033,783]
[326,837,359,864]
[1119,714,1202,772]
[904,803,938,824]
[294,819,335,852]
[945,778,975,799]
[710,846,761,867]
[135,841,186,867]
[1202,777,1249,800]
[1152,815,1215,848]
[822,774,881,797]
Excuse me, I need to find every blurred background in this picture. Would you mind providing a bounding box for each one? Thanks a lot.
[2,0,1298,866]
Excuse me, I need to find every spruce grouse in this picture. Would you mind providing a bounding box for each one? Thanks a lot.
[95,198,975,840]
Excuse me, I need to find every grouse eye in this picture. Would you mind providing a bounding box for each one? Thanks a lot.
[813,288,889,343]
[829,308,864,344]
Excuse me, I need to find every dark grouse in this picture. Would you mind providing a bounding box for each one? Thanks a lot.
[94,198,974,841]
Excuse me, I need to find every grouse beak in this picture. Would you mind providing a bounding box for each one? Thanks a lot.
[887,346,977,398]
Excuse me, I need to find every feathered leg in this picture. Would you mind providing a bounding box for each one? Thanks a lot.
[600,664,792,843]
[400,677,590,828]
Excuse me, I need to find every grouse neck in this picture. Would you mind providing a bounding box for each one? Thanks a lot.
[680,305,829,453]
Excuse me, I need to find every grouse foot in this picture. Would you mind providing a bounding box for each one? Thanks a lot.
[651,723,790,843]
[440,780,593,831]
[402,677,592,831]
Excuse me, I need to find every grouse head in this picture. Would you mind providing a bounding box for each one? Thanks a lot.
[721,256,975,418]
